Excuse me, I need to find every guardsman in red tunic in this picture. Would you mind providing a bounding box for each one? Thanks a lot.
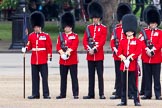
[82,1,107,99]
[139,5,162,100]
[138,5,154,96]
[56,12,79,99]
[22,11,52,99]
[110,3,131,99]
[117,14,141,106]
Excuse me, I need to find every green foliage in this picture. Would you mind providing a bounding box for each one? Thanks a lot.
[43,22,86,40]
[0,22,12,40]
[0,21,86,41]
[1,21,162,41]
[0,0,18,10]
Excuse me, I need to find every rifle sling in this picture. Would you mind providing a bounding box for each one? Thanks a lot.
[141,28,149,47]
[59,32,65,44]
[86,26,91,39]
[113,25,118,48]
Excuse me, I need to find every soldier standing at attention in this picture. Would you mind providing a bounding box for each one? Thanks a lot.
[83,1,107,99]
[139,5,162,100]
[56,12,79,99]
[22,11,52,99]
[110,3,132,99]
[117,14,141,106]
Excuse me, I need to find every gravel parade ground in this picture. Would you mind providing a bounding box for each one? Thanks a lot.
[0,53,162,108]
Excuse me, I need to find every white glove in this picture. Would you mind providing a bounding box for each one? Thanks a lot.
[145,47,152,57]
[61,53,69,60]
[151,46,156,51]
[47,57,52,64]
[47,60,51,64]
[87,46,94,55]
[119,55,126,61]
[92,46,97,53]
[21,47,26,53]
[113,47,118,54]
[150,47,155,56]
[58,49,64,55]
[89,49,94,55]
[124,59,130,68]
[137,57,141,66]
[65,48,72,57]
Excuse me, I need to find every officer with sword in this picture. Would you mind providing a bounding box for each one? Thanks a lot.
[117,14,141,106]
[22,11,52,99]
[110,3,132,99]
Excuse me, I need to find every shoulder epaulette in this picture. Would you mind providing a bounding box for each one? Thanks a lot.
[89,23,93,26]
[29,32,34,35]
[101,24,107,27]
[72,32,77,36]
[43,32,49,35]
[116,26,121,29]
[144,28,149,30]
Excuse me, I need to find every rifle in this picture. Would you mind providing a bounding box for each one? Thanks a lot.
[113,25,119,49]
[141,28,150,47]
[59,32,68,52]
[141,27,154,56]
[141,27,154,49]
[111,12,119,49]
[86,26,95,49]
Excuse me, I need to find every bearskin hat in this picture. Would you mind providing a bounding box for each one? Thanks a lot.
[61,12,75,30]
[30,11,45,28]
[142,5,155,22]
[122,14,137,36]
[84,0,92,4]
[117,3,132,22]
[88,1,103,19]
[144,5,161,26]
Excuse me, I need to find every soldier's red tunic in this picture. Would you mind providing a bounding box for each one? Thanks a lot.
[26,32,52,64]
[82,24,107,61]
[139,28,162,63]
[56,32,79,65]
[110,24,127,60]
[117,37,142,71]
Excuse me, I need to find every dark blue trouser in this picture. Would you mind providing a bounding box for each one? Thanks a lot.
[59,64,79,97]
[140,61,145,94]
[144,63,161,98]
[114,60,121,96]
[31,64,49,97]
[88,60,104,97]
[121,71,138,104]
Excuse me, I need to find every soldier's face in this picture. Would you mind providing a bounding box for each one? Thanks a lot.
[34,26,41,33]
[64,26,72,33]
[126,31,134,37]
[149,23,157,29]
[93,18,100,24]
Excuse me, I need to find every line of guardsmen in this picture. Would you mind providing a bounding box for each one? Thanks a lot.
[110,2,162,106]
[21,1,162,106]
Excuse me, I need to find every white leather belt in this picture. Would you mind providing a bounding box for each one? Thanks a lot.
[32,48,46,51]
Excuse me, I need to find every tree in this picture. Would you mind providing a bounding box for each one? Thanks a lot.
[0,0,18,10]
[98,0,130,39]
